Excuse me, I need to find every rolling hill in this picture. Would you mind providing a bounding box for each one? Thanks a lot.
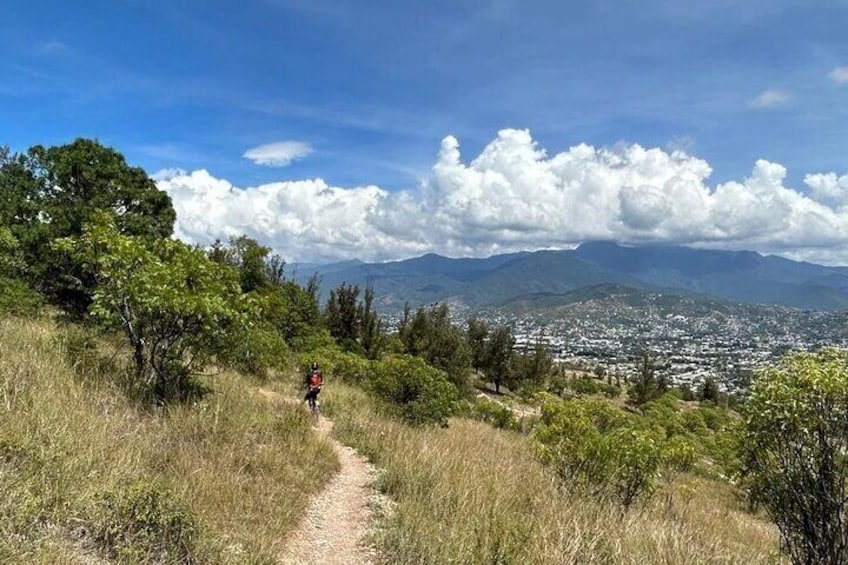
[293,242,848,312]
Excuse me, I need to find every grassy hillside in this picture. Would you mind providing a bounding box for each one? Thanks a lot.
[0,314,782,564]
[323,383,780,564]
[0,316,337,564]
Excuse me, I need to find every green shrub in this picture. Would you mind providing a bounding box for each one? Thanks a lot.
[740,349,848,564]
[470,397,520,431]
[368,355,460,426]
[332,351,371,384]
[0,276,42,316]
[91,479,197,563]
[599,382,621,398]
[219,323,290,378]
[567,375,601,395]
[545,374,570,396]
[534,397,666,510]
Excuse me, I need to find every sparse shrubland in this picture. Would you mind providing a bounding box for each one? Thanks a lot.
[323,382,780,564]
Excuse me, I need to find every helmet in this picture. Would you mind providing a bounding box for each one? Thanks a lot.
[311,362,319,371]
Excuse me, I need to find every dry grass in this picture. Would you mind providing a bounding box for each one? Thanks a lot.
[0,316,338,564]
[0,315,783,564]
[323,382,782,565]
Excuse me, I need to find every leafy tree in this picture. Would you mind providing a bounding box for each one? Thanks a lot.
[323,282,384,358]
[699,376,720,403]
[359,284,384,359]
[13,139,177,317]
[485,325,514,394]
[270,279,321,347]
[265,253,286,287]
[31,139,175,240]
[399,304,470,392]
[325,283,362,345]
[509,338,553,392]
[0,227,41,315]
[57,214,246,403]
[740,349,848,564]
[466,317,489,374]
[0,147,41,234]
[208,235,272,293]
[0,226,23,276]
[628,351,664,406]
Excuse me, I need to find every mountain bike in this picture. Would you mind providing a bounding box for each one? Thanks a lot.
[306,386,321,417]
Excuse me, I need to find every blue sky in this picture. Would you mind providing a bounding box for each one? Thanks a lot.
[4,1,848,262]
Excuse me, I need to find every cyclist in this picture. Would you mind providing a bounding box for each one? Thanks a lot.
[304,362,324,414]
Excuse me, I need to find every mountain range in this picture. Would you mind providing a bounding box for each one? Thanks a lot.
[292,242,848,313]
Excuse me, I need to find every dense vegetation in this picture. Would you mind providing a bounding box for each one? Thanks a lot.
[1,138,843,563]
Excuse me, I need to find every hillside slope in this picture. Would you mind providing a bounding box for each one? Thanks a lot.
[0,317,338,564]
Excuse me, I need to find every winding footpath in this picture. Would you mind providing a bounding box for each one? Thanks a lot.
[270,393,380,565]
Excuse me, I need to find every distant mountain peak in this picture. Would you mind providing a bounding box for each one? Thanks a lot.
[296,243,848,312]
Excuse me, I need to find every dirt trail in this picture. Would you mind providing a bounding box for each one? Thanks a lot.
[259,389,380,565]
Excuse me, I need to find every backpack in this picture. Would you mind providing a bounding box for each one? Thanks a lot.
[308,371,322,387]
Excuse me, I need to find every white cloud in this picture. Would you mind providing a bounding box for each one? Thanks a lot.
[748,89,791,108]
[243,140,312,166]
[804,172,848,208]
[151,167,187,181]
[829,66,848,84]
[157,129,848,264]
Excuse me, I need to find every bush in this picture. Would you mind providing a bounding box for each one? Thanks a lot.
[91,479,197,563]
[599,382,621,398]
[567,375,601,395]
[740,349,848,564]
[219,323,290,378]
[332,351,371,384]
[470,397,520,431]
[534,397,666,510]
[0,276,41,316]
[368,355,460,426]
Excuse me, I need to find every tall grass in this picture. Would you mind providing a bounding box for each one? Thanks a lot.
[323,383,781,564]
[0,316,338,564]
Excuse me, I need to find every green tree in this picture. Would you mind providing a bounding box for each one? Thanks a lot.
[466,317,489,374]
[740,349,848,565]
[509,337,553,392]
[220,235,272,293]
[22,139,175,316]
[0,147,41,234]
[485,326,514,394]
[325,283,362,346]
[57,214,246,403]
[699,376,720,403]
[399,304,470,392]
[359,284,384,359]
[0,227,42,315]
[628,351,664,406]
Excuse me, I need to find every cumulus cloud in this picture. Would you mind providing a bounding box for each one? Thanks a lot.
[829,66,848,84]
[157,129,848,264]
[748,89,791,108]
[243,140,312,166]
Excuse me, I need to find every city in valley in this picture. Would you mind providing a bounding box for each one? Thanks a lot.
[408,291,848,397]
